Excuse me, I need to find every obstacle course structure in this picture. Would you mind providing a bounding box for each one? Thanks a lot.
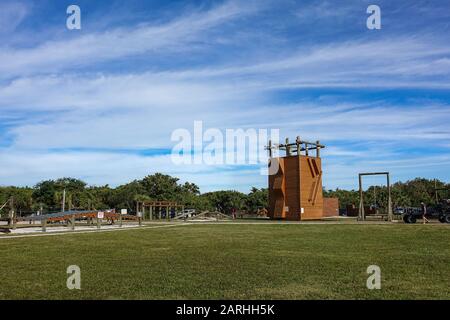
[183,211,231,221]
[3,209,141,232]
[358,172,393,221]
[136,201,184,221]
[266,136,325,220]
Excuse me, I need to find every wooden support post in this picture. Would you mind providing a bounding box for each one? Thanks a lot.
[305,143,309,156]
[70,216,75,231]
[387,173,393,222]
[296,136,301,155]
[42,219,47,232]
[285,138,291,156]
[119,209,123,227]
[97,217,101,229]
[358,172,391,222]
[268,140,272,158]
[316,140,321,158]
[358,174,365,221]
[138,216,142,226]
[166,205,170,221]
[150,205,153,220]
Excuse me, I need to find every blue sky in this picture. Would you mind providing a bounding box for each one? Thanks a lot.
[0,0,450,192]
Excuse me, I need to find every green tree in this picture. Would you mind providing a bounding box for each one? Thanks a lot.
[245,187,268,213]
[203,190,246,214]
[140,173,181,200]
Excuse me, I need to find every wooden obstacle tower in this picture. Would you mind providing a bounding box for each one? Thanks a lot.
[267,137,325,220]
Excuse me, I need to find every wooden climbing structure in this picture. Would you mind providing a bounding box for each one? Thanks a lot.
[136,201,184,221]
[266,136,325,220]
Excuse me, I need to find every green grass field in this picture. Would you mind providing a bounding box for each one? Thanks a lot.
[0,223,449,300]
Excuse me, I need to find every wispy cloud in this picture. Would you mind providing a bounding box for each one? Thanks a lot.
[0,1,29,34]
[0,1,262,79]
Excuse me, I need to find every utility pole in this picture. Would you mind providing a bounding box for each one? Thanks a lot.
[374,186,377,208]
[10,197,16,229]
[62,188,66,212]
[435,179,439,204]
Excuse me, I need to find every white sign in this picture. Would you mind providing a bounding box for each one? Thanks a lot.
[97,211,104,219]
[121,209,127,215]
[137,212,142,218]
[301,208,304,214]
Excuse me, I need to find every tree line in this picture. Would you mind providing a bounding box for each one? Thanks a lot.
[0,174,448,217]
[0,173,267,216]
[324,178,450,209]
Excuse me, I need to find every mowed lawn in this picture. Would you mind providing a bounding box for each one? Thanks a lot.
[0,223,449,300]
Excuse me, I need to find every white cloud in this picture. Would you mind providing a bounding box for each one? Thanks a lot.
[0,1,262,79]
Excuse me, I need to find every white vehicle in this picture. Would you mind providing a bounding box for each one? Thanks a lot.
[182,209,196,217]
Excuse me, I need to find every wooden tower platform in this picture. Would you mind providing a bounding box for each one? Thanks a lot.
[267,137,325,220]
